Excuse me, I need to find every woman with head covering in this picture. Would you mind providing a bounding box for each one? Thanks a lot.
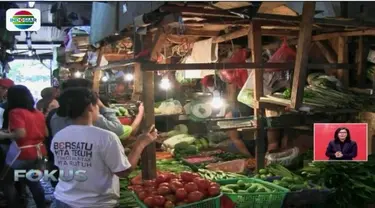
[36,87,59,116]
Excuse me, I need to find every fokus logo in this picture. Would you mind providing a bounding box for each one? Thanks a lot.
[6,9,41,31]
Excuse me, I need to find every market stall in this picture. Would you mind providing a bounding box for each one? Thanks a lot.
[83,1,375,207]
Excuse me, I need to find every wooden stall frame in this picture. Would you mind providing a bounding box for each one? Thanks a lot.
[93,2,375,178]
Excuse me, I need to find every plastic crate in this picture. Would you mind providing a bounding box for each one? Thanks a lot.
[133,192,222,208]
[217,178,289,208]
[264,177,334,207]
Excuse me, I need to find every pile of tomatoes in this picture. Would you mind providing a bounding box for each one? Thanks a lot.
[129,171,221,208]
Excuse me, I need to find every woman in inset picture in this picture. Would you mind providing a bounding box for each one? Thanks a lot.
[325,127,358,160]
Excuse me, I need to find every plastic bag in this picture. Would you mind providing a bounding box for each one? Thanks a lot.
[158,99,183,115]
[219,49,249,88]
[237,39,295,107]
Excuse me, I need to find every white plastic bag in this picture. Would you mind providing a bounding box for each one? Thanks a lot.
[158,99,183,115]
[237,70,255,107]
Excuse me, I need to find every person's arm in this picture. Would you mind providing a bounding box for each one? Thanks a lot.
[0,109,26,140]
[225,111,251,156]
[325,141,335,158]
[343,142,358,159]
[95,99,125,136]
[130,103,144,136]
[102,131,157,178]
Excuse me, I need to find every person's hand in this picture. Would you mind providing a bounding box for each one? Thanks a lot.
[335,151,343,158]
[138,129,158,145]
[138,102,144,116]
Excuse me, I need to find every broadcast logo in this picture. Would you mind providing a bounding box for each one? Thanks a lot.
[14,169,87,182]
[6,9,41,31]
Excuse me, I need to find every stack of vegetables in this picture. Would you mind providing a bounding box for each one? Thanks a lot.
[254,165,324,191]
[161,124,213,157]
[111,105,131,117]
[301,155,375,208]
[197,169,247,181]
[129,171,221,207]
[281,74,375,111]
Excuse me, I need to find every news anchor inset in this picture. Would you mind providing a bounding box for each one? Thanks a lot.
[325,127,358,160]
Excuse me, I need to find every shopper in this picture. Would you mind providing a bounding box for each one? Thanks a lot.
[0,78,14,105]
[0,85,47,208]
[46,78,144,188]
[326,127,358,160]
[52,87,157,208]
[36,87,59,116]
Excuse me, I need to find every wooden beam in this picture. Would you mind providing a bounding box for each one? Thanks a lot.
[315,41,337,63]
[150,31,167,61]
[92,48,104,93]
[212,28,298,44]
[290,2,315,110]
[141,63,352,71]
[172,29,220,37]
[312,29,375,41]
[141,70,157,180]
[356,36,365,87]
[132,63,142,101]
[315,40,337,75]
[249,21,266,170]
[212,28,249,43]
[337,36,349,87]
[160,5,375,27]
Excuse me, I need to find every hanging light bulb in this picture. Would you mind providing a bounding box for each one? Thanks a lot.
[28,50,33,57]
[101,75,109,82]
[124,73,133,81]
[28,1,35,8]
[74,71,82,78]
[211,91,224,109]
[160,77,171,90]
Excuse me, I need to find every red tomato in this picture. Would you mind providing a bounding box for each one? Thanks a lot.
[169,181,184,192]
[134,187,144,195]
[144,187,155,194]
[164,201,175,208]
[175,188,188,200]
[153,195,166,206]
[180,172,199,182]
[159,182,170,188]
[164,195,176,203]
[157,186,171,195]
[144,196,154,207]
[169,173,178,180]
[187,191,204,203]
[209,182,219,187]
[156,175,168,184]
[137,191,148,201]
[144,180,157,187]
[184,182,198,193]
[208,186,220,196]
[194,178,210,190]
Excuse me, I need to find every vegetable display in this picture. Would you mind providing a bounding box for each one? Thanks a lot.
[129,171,221,207]
[113,106,131,117]
[220,179,276,194]
[197,169,247,181]
[301,156,375,208]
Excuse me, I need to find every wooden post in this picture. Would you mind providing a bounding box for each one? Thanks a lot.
[249,21,266,170]
[132,63,142,101]
[141,70,157,180]
[315,40,337,75]
[290,2,315,110]
[356,36,367,88]
[140,30,167,180]
[337,36,349,87]
[92,48,104,93]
